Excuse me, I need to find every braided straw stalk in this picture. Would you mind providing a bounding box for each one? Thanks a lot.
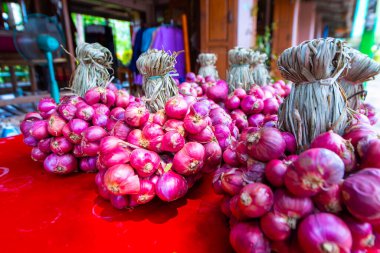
[227,47,255,92]
[197,53,219,80]
[251,52,270,86]
[340,49,380,110]
[137,49,179,112]
[70,43,113,96]
[277,38,351,151]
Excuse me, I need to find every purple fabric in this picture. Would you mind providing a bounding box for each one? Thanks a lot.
[150,26,185,79]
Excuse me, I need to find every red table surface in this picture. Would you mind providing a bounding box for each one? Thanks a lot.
[0,135,233,253]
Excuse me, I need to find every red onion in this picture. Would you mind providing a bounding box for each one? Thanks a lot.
[99,146,131,168]
[248,85,265,99]
[110,195,129,209]
[110,107,125,121]
[38,138,52,153]
[238,183,273,218]
[43,153,78,174]
[223,143,240,167]
[311,130,356,172]
[31,146,48,162]
[104,164,140,195]
[213,124,232,151]
[155,167,188,202]
[225,94,241,110]
[298,213,352,253]
[260,211,292,241]
[232,125,239,139]
[183,113,208,134]
[165,96,188,120]
[241,95,264,115]
[350,113,371,126]
[246,127,286,162]
[229,195,249,221]
[281,131,297,154]
[47,114,66,136]
[109,121,131,141]
[29,120,49,140]
[50,137,73,155]
[203,141,222,167]
[130,148,160,177]
[102,88,116,107]
[240,127,260,142]
[262,97,279,115]
[92,114,108,128]
[152,109,167,126]
[264,114,278,123]
[72,144,83,157]
[188,125,215,144]
[231,109,248,132]
[209,107,233,126]
[84,87,103,105]
[24,112,43,120]
[360,138,380,169]
[357,136,377,158]
[342,168,380,223]
[274,189,314,220]
[163,119,185,136]
[206,79,228,102]
[130,179,156,205]
[173,142,205,175]
[58,102,77,121]
[243,158,266,183]
[97,185,110,200]
[115,90,130,108]
[234,88,247,99]
[343,124,377,148]
[221,167,245,195]
[20,118,39,136]
[186,72,196,82]
[344,216,375,250]
[124,103,149,127]
[285,148,345,197]
[99,136,124,154]
[185,173,202,189]
[313,184,343,213]
[81,141,100,157]
[183,95,197,105]
[248,114,265,127]
[229,221,270,253]
[236,141,249,165]
[191,100,211,118]
[75,103,94,121]
[79,157,97,172]
[285,154,298,163]
[161,131,185,153]
[61,119,88,144]
[212,165,231,194]
[221,196,232,217]
[265,159,289,187]
[83,126,107,142]
[38,97,57,114]
[127,129,149,149]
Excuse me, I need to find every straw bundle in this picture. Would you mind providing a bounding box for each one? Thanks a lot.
[277,38,351,151]
[70,43,113,96]
[251,52,270,86]
[197,53,219,80]
[137,49,179,112]
[340,49,380,110]
[227,47,255,92]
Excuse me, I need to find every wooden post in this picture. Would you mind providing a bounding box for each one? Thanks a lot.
[61,0,75,74]
[29,65,37,94]
[9,66,18,95]
[181,13,191,73]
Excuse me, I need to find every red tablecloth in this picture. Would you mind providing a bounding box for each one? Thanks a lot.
[0,135,233,253]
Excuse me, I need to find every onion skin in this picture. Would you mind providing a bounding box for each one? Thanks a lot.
[248,114,265,127]
[273,189,313,221]
[281,131,297,154]
[127,129,149,149]
[213,124,232,151]
[285,148,345,197]
[152,109,167,126]
[264,159,289,187]
[260,211,292,241]
[79,157,97,172]
[187,125,215,144]
[124,103,149,127]
[31,146,49,162]
[38,97,57,113]
[221,196,232,217]
[173,142,205,175]
[183,112,208,134]
[161,131,185,153]
[236,141,249,166]
[229,221,270,253]
[262,97,279,115]
[163,119,186,136]
[311,130,356,172]
[343,216,375,250]
[221,168,246,196]
[165,96,188,120]
[130,148,160,177]
[225,94,241,110]
[29,120,49,140]
[203,141,222,167]
[243,159,266,183]
[212,165,231,195]
[298,213,352,253]
[109,121,131,141]
[206,79,228,102]
[360,139,380,169]
[110,107,126,121]
[223,144,240,167]
[75,103,94,121]
[231,109,249,132]
[110,195,129,209]
[104,164,140,195]
[248,85,264,99]
[343,124,377,148]
[342,168,380,223]
[50,137,73,155]
[83,126,108,143]
[115,90,130,108]
[47,114,66,136]
[43,153,78,174]
[238,183,273,218]
[130,179,156,205]
[99,146,131,168]
[246,127,286,162]
[38,138,52,153]
[313,184,343,213]
[155,169,188,202]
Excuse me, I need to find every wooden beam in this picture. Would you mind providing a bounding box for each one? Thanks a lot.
[61,0,76,74]
[8,66,18,95]
[181,13,191,73]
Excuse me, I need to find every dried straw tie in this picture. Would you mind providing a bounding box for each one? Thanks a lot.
[277,38,351,152]
[137,49,179,113]
[69,42,113,97]
[250,52,270,86]
[197,53,219,80]
[227,47,255,92]
[340,48,380,111]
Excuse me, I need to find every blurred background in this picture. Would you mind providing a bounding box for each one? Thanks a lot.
[0,0,379,134]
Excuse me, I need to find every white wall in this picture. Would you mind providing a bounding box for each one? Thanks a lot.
[237,0,256,48]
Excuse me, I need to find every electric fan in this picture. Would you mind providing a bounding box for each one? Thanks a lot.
[13,14,66,103]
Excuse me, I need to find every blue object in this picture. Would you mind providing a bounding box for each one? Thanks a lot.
[141,27,157,53]
[1,124,20,138]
